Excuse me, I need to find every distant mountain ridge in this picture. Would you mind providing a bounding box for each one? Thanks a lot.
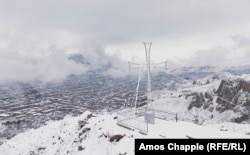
[170,65,250,75]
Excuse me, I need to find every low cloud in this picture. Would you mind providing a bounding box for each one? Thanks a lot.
[0,43,129,83]
[183,35,250,67]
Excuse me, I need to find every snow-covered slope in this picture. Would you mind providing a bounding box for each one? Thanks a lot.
[150,69,250,124]
[0,111,249,155]
[1,65,250,154]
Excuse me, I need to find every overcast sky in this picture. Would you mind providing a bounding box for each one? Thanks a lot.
[1,0,250,82]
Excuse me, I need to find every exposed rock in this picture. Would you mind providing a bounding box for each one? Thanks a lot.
[204,92,213,101]
[78,120,87,129]
[234,114,249,123]
[78,146,85,151]
[186,91,214,110]
[216,80,238,102]
[203,103,210,110]
[186,79,250,123]
[87,113,93,119]
[79,128,91,137]
[187,92,206,110]
[215,98,234,113]
[109,134,125,143]
[38,147,46,151]
[216,79,250,122]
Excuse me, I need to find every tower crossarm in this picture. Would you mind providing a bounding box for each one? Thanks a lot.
[150,61,168,70]
[128,62,147,71]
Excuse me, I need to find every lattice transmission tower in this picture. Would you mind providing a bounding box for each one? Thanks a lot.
[129,42,168,110]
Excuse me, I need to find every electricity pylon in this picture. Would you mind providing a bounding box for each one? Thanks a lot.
[129,42,168,110]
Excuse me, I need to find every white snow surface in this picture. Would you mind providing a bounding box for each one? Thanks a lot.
[241,74,250,81]
[0,111,249,155]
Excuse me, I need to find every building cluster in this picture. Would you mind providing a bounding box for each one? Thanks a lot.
[0,71,169,145]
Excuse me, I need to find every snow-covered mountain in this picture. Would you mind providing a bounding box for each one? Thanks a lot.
[0,111,249,155]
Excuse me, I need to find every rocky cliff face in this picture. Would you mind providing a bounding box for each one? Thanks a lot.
[216,79,250,123]
[186,92,213,111]
[186,79,250,123]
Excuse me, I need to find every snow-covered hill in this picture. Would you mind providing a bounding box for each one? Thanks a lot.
[153,68,250,124]
[0,111,249,155]
[1,65,250,154]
